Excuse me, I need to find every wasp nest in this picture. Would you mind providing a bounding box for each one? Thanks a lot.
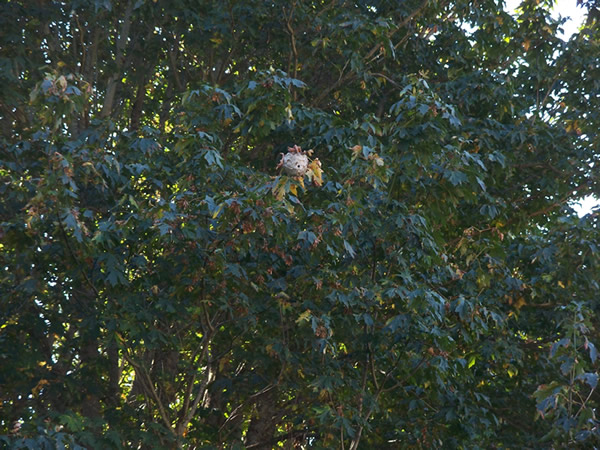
[278,145,309,177]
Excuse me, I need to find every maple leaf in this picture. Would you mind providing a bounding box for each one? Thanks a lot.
[307,158,323,186]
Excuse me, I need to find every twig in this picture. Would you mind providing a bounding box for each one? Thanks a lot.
[369,72,402,88]
[575,387,595,418]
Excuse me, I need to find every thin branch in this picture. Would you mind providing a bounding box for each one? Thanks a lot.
[363,0,430,62]
[575,387,595,418]
[349,354,425,450]
[531,60,566,124]
[177,333,215,435]
[218,365,286,441]
[312,0,433,108]
[245,430,317,449]
[315,0,337,19]
[369,352,379,391]
[348,353,370,450]
[284,2,299,100]
[311,63,352,107]
[123,351,175,434]
[369,72,402,89]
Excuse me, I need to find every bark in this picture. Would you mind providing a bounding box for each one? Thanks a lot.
[83,26,100,83]
[159,82,174,132]
[130,78,146,131]
[151,347,180,408]
[79,333,102,418]
[107,342,121,406]
[128,349,155,401]
[76,295,102,420]
[101,0,134,118]
[245,389,278,449]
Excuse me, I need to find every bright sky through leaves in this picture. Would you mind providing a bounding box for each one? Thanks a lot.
[505,0,586,38]
[506,0,598,216]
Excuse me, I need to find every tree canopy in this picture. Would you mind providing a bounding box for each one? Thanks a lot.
[2,0,600,448]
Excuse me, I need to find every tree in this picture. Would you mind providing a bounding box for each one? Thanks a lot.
[1,0,600,448]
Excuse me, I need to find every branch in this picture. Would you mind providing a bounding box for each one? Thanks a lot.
[124,351,175,434]
[177,334,214,435]
[527,183,589,218]
[310,65,353,107]
[245,429,317,449]
[515,162,567,177]
[284,3,299,100]
[218,367,286,440]
[347,353,370,450]
[101,0,135,117]
[369,72,402,88]
[363,0,430,62]
[349,354,425,450]
[168,35,183,91]
[312,0,432,108]
[531,58,567,124]
[369,352,379,391]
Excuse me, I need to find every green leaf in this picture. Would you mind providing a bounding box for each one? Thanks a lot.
[576,373,598,389]
[343,240,356,258]
[589,342,598,363]
[444,170,468,186]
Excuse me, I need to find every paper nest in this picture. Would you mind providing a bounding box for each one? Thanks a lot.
[281,152,309,177]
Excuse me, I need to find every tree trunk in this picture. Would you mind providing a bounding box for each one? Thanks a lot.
[79,322,101,418]
[130,79,146,131]
[101,0,134,118]
[245,389,278,449]
[107,342,121,406]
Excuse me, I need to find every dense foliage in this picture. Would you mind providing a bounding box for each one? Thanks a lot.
[2,0,600,448]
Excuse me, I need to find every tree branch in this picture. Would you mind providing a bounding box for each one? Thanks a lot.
[101,0,135,117]
[124,351,175,435]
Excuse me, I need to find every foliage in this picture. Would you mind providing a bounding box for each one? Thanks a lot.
[1,0,600,448]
